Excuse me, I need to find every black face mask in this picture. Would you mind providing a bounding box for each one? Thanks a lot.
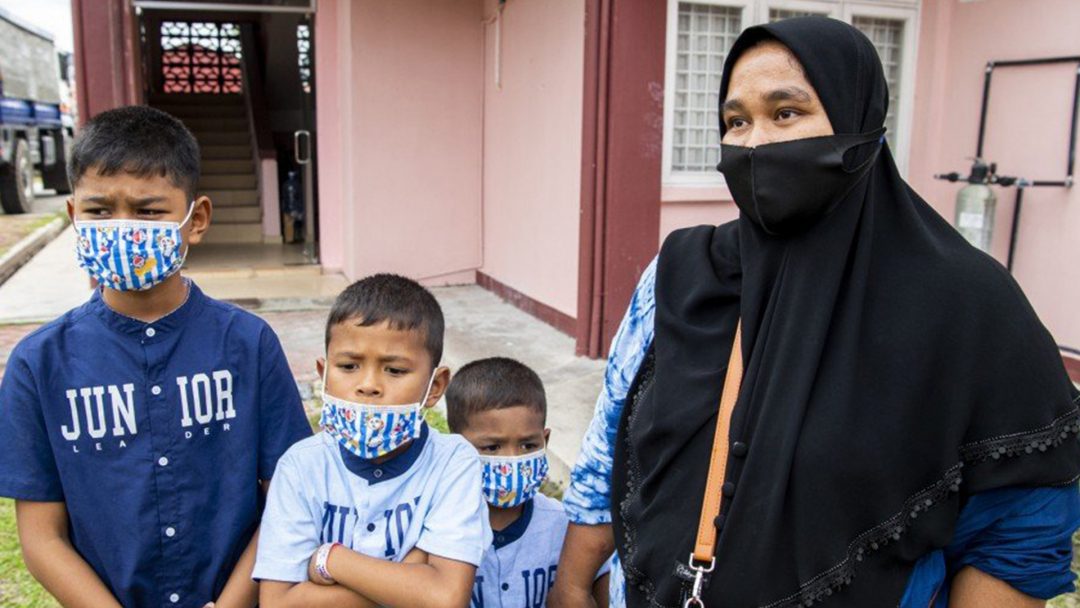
[718,128,886,236]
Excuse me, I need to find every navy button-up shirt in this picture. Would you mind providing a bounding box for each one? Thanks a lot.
[0,282,312,607]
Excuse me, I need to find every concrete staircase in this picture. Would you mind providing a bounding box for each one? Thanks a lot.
[149,94,263,244]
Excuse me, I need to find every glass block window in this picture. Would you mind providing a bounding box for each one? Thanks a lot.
[160,21,243,94]
[297,24,312,94]
[769,8,825,21]
[671,3,742,173]
[853,16,904,149]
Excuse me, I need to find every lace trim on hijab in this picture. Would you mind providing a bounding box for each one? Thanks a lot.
[764,397,1080,608]
[617,350,675,608]
[620,362,1080,608]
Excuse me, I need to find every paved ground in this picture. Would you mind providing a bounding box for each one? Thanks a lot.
[0,281,604,483]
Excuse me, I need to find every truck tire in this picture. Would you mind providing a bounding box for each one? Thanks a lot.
[41,129,72,194]
[0,139,34,214]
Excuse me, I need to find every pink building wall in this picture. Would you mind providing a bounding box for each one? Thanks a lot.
[908,0,1080,350]
[316,0,483,283]
[478,0,586,318]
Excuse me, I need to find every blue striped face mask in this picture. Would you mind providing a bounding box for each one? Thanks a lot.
[479,449,549,508]
[319,367,435,460]
[74,203,195,291]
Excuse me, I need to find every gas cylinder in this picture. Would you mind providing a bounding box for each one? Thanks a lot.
[954,183,996,252]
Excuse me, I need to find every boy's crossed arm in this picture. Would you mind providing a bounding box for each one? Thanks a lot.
[260,547,478,608]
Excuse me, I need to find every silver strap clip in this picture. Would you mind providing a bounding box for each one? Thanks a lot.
[683,553,716,608]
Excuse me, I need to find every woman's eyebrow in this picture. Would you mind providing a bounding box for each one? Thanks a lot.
[720,98,747,114]
[764,87,812,103]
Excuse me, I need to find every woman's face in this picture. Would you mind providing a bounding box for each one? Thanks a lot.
[721,41,834,147]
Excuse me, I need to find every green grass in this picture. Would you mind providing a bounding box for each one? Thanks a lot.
[0,498,59,607]
[0,213,62,260]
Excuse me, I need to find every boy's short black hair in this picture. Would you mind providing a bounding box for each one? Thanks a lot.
[68,105,200,199]
[326,274,445,367]
[446,357,547,432]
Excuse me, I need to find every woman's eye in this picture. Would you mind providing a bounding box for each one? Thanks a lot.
[727,117,748,129]
[481,444,500,452]
[776,109,801,121]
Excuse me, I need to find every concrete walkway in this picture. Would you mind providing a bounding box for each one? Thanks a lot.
[248,287,605,483]
[0,232,604,480]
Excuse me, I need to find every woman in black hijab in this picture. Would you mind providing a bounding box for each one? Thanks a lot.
[551,16,1080,608]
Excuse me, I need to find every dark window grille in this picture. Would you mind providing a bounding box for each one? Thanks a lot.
[161,21,243,94]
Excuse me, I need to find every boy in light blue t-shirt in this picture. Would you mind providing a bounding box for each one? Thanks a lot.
[447,357,610,608]
[254,274,491,607]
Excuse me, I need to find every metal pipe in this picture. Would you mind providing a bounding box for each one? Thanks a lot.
[1029,180,1071,187]
[132,1,316,14]
[992,56,1080,68]
[1007,186,1025,272]
[976,63,993,158]
[1069,66,1080,180]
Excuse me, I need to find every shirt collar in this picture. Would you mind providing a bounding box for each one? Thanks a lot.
[90,278,204,338]
[338,422,430,484]
[492,498,534,549]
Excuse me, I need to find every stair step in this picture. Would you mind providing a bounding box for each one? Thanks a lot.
[203,222,264,244]
[202,159,254,174]
[201,188,258,206]
[197,131,251,146]
[201,174,257,189]
[202,145,251,160]
[183,117,248,132]
[214,205,262,224]
[148,93,245,106]
[156,104,247,119]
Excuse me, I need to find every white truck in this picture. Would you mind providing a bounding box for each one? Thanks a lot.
[0,6,74,213]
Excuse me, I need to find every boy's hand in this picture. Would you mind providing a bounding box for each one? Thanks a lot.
[203,603,215,608]
[308,548,335,586]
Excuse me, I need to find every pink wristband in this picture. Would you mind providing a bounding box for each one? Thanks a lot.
[315,542,340,582]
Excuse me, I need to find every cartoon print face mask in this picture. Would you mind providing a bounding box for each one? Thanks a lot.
[74,202,195,291]
[478,449,549,508]
[318,365,436,460]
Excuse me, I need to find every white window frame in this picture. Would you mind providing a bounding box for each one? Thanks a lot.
[661,0,754,187]
[758,0,840,22]
[843,2,920,176]
[661,0,920,190]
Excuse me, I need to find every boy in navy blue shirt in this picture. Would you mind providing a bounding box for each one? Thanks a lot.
[0,106,311,608]
[254,274,491,607]
[446,357,610,608]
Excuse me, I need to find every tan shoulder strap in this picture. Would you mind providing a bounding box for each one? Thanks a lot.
[692,320,744,564]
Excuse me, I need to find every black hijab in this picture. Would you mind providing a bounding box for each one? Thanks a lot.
[611,16,1080,608]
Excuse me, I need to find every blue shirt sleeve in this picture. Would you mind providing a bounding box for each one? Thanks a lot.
[0,343,64,501]
[252,450,318,582]
[563,258,656,525]
[942,485,1080,601]
[256,324,312,481]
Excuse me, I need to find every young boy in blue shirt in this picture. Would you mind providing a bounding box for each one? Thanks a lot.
[446,357,610,608]
[0,106,312,607]
[254,274,491,607]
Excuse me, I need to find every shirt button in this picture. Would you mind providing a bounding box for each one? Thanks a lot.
[731,441,748,457]
[367,523,376,532]
[373,469,383,479]
[145,327,156,337]
[714,514,726,530]
[501,583,509,591]
[165,526,176,537]
[151,385,162,396]
[721,481,736,498]
[158,456,169,467]
[496,535,505,543]
[169,594,179,603]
